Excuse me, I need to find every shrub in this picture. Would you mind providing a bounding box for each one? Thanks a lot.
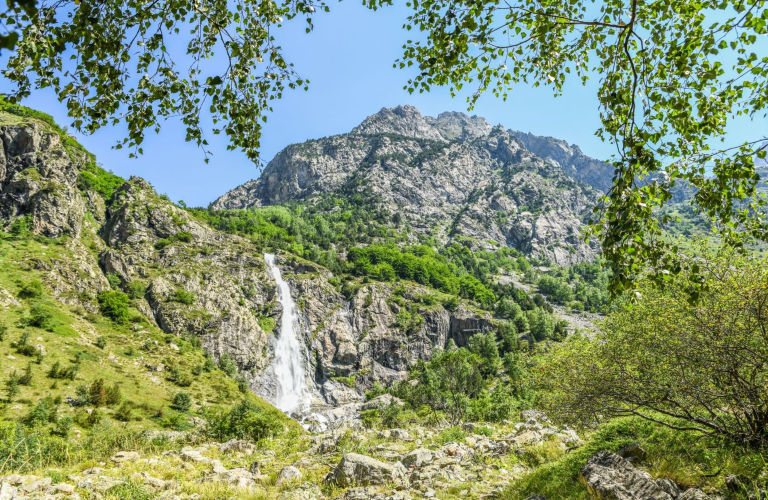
[467,332,501,377]
[442,295,459,312]
[12,332,42,357]
[126,281,145,299]
[95,336,107,349]
[218,355,238,378]
[172,289,195,305]
[526,308,555,341]
[0,323,7,341]
[97,290,131,324]
[18,364,33,386]
[171,392,192,412]
[47,361,78,381]
[115,402,134,422]
[18,280,43,299]
[89,379,107,406]
[257,316,275,334]
[396,343,485,424]
[105,384,122,406]
[174,231,193,243]
[538,248,768,446]
[76,162,124,200]
[8,214,31,237]
[51,416,73,437]
[28,303,55,330]
[203,399,284,442]
[5,374,18,402]
[106,273,122,290]
[23,399,57,427]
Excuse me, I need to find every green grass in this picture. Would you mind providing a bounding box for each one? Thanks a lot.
[0,231,289,445]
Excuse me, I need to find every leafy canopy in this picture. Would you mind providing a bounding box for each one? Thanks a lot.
[0,0,329,162]
[537,245,768,446]
[366,0,768,296]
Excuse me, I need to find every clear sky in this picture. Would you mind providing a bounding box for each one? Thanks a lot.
[0,2,761,206]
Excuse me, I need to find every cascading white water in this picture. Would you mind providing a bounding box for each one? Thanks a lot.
[264,253,307,414]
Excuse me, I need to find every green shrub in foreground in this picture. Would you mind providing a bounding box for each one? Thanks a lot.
[203,399,284,443]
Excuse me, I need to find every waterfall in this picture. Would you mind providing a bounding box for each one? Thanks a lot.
[264,253,307,414]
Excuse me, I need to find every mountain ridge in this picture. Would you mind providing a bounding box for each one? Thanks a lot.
[213,105,612,266]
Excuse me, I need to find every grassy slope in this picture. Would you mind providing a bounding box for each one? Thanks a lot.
[0,108,294,474]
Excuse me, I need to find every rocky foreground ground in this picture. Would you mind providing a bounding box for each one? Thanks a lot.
[0,409,739,500]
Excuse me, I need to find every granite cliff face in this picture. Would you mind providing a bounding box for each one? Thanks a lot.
[213,105,605,266]
[509,130,615,193]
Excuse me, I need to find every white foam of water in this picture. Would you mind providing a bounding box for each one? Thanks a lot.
[264,253,307,414]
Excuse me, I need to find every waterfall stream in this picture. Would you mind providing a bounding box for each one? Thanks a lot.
[264,253,307,414]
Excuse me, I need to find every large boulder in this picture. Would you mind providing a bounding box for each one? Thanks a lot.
[325,453,406,487]
[578,451,673,500]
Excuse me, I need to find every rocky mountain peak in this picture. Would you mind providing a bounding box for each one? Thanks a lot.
[351,105,446,141]
[214,105,606,265]
[351,106,495,143]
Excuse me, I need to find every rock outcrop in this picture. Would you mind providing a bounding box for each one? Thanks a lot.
[579,451,714,500]
[325,453,407,487]
[213,105,603,265]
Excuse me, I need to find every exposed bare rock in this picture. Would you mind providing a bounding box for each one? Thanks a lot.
[578,451,673,500]
[325,453,407,487]
[213,106,603,265]
[0,120,87,238]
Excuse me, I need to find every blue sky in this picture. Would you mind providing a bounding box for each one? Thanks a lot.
[1,2,762,206]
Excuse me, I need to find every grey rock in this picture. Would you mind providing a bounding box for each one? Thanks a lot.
[219,439,256,455]
[277,466,303,485]
[326,453,403,487]
[402,449,439,469]
[0,483,15,500]
[213,106,601,266]
[578,451,673,500]
[111,451,140,463]
[655,479,681,498]
[206,467,257,489]
[678,489,711,500]
[360,394,404,412]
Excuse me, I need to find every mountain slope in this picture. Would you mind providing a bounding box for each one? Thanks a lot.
[213,105,605,266]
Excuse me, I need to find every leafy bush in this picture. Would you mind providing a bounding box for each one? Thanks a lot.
[115,402,134,422]
[125,281,146,299]
[174,231,193,242]
[258,316,276,333]
[77,162,124,200]
[28,303,55,330]
[395,342,485,424]
[172,289,195,305]
[98,290,131,324]
[95,336,107,349]
[171,392,192,412]
[106,272,122,290]
[467,332,501,377]
[203,399,284,442]
[538,248,768,446]
[218,355,238,378]
[18,279,43,299]
[8,215,31,238]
